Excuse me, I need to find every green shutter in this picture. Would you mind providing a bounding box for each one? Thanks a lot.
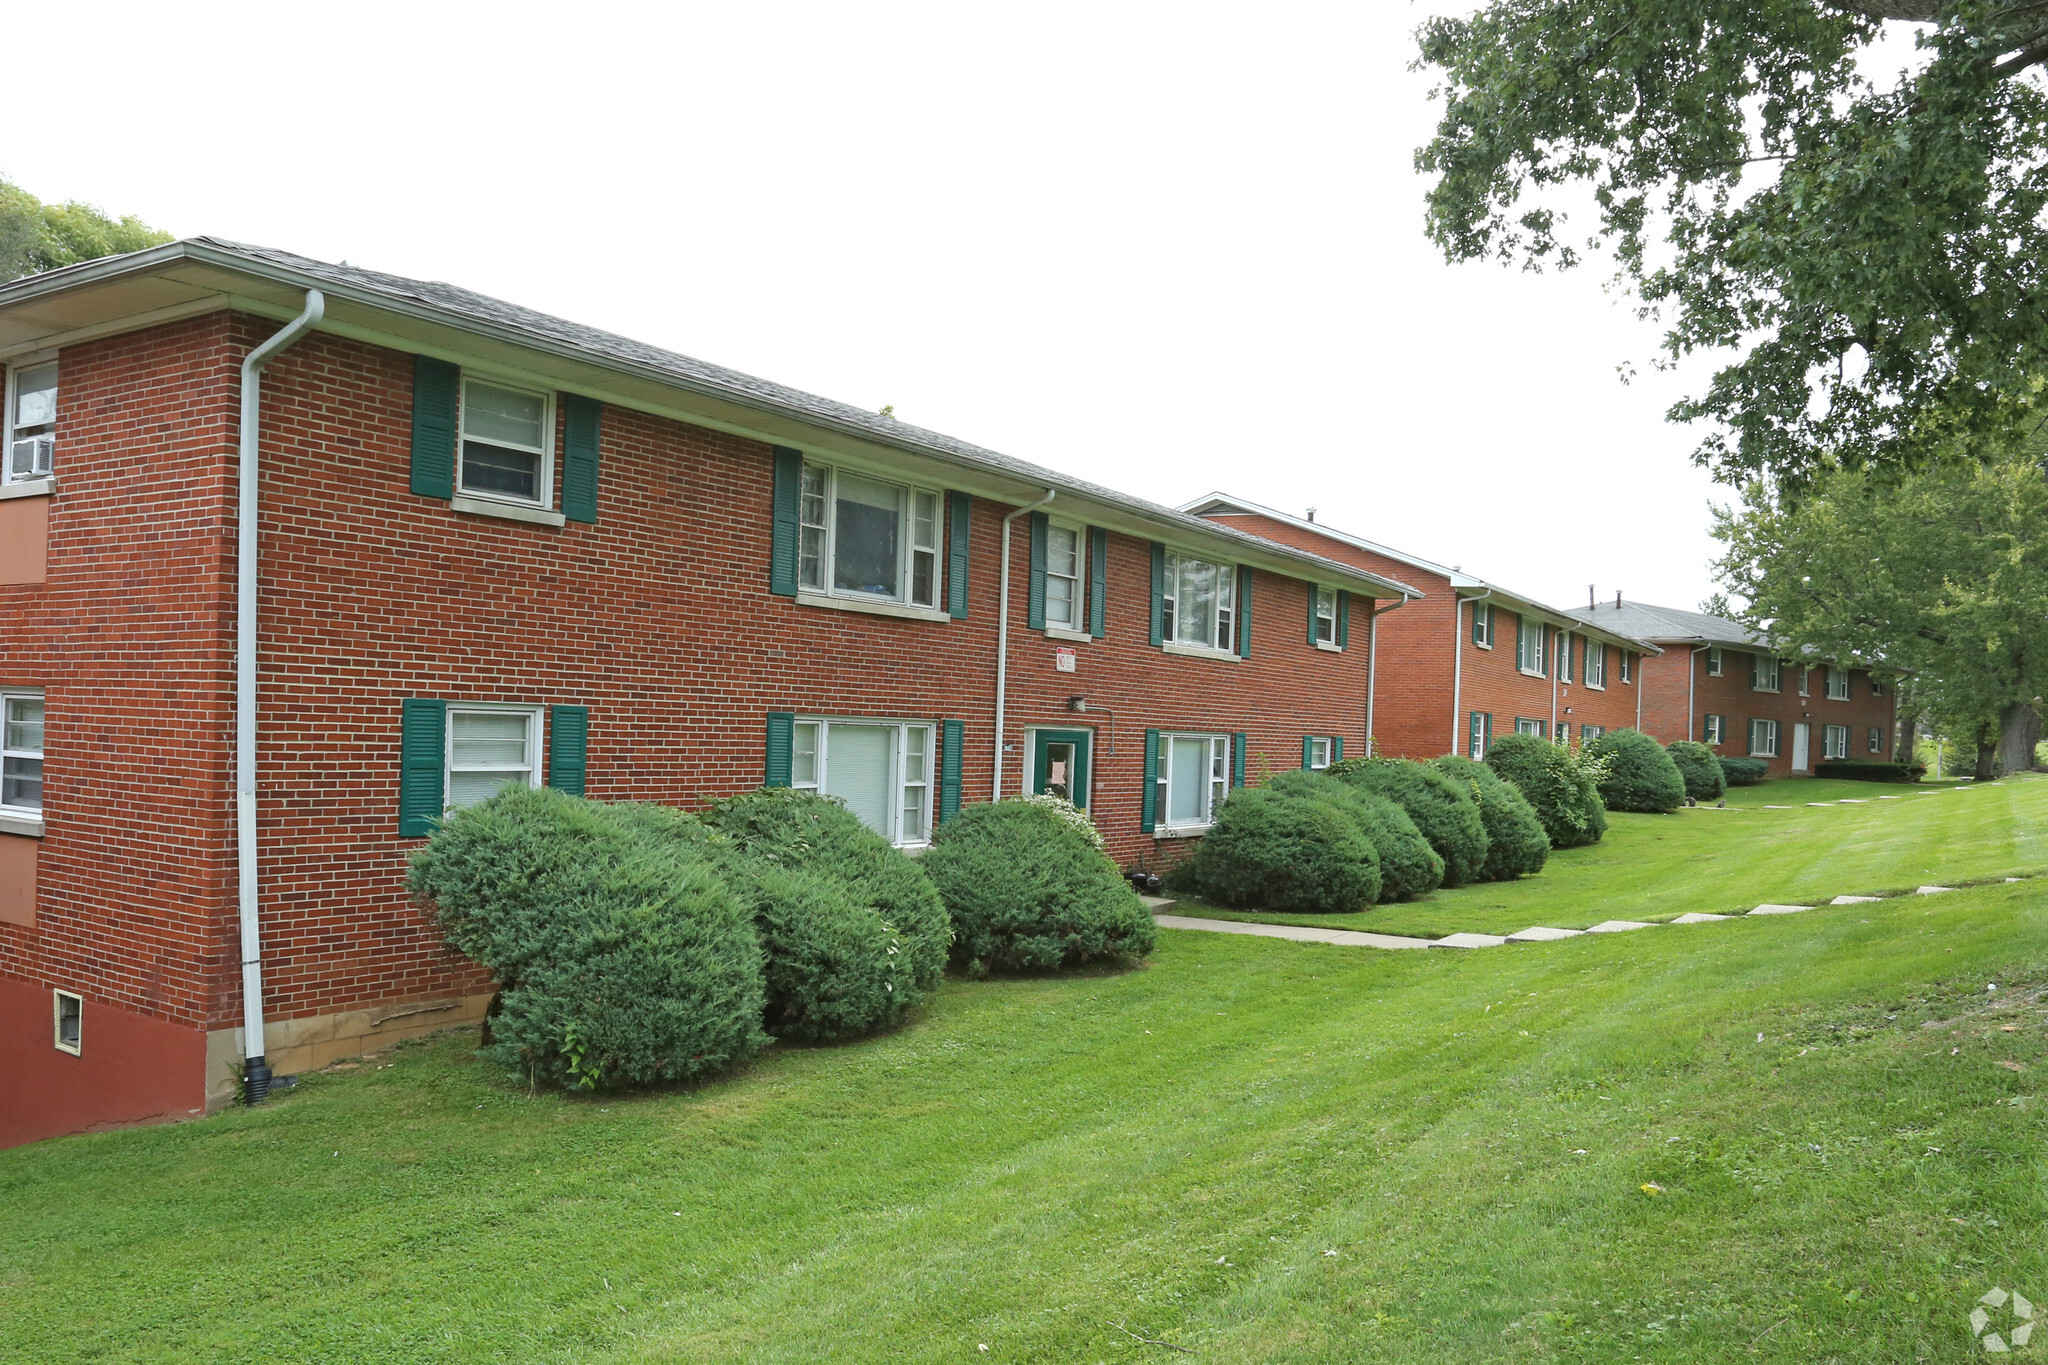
[398,698,446,836]
[1231,733,1247,787]
[409,357,458,499]
[1027,511,1048,631]
[1149,543,1166,646]
[547,705,589,795]
[1332,736,1344,762]
[1141,729,1160,832]
[1236,567,1253,658]
[1337,590,1350,649]
[1302,735,1315,768]
[1307,585,1320,647]
[1088,527,1107,638]
[1513,613,1524,668]
[1484,713,1493,750]
[940,719,964,823]
[765,712,795,786]
[1472,603,1485,647]
[561,396,601,523]
[1469,711,1482,758]
[947,492,971,619]
[770,448,802,596]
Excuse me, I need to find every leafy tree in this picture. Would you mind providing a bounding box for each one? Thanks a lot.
[0,178,171,283]
[1417,2,2048,484]
[1713,446,2048,774]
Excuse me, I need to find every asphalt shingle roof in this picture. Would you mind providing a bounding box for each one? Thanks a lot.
[1565,599,1759,648]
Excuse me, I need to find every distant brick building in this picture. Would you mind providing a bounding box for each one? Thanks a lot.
[1566,599,1898,778]
[0,240,1420,1148]
[1182,496,1657,759]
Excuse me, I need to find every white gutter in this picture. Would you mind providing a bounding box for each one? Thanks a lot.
[1451,589,1492,754]
[237,289,325,1104]
[993,489,1056,800]
[1364,591,1414,755]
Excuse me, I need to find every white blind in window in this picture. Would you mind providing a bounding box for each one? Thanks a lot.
[825,724,895,836]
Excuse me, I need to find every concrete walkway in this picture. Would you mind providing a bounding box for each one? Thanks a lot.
[1150,912,1432,950]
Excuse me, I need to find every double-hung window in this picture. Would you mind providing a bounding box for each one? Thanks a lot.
[1619,652,1632,684]
[792,718,934,846]
[1471,602,1494,648]
[798,462,942,609]
[1868,727,1884,754]
[1826,667,1850,701]
[1823,724,1849,759]
[1586,644,1607,689]
[1312,588,1338,647]
[1307,736,1334,770]
[1553,721,1570,743]
[1704,713,1726,746]
[1748,718,1780,757]
[445,705,543,809]
[1581,724,1605,741]
[1156,732,1231,831]
[5,361,57,484]
[2,691,44,814]
[1514,717,1546,737]
[1752,655,1782,693]
[1869,677,1884,697]
[1046,522,1083,630]
[1555,631,1573,682]
[1515,616,1546,675]
[1705,647,1723,677]
[459,378,553,507]
[1161,552,1237,652]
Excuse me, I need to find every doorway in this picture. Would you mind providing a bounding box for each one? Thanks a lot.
[1031,729,1092,808]
[1792,722,1811,772]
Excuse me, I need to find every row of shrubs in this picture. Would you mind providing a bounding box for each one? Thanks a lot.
[409,785,1154,1093]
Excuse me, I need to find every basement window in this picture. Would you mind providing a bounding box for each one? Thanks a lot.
[5,360,56,484]
[54,989,81,1055]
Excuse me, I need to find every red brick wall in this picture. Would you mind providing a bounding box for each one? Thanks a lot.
[1638,647,1897,777]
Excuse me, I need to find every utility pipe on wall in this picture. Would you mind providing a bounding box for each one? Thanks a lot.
[238,290,325,1104]
[993,489,1056,800]
[1685,643,1710,747]
[1364,591,1413,755]
[1450,589,1492,755]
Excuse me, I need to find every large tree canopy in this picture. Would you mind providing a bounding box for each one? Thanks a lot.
[0,178,170,285]
[1417,1,2048,486]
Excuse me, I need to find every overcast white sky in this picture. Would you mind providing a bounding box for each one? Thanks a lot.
[14,1,1747,611]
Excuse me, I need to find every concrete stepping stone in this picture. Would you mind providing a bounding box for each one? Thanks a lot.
[1151,913,1432,950]
[1585,919,1656,933]
[1830,895,1882,905]
[1763,804,1793,809]
[2006,877,2024,883]
[1807,802,1837,807]
[1838,798,1869,803]
[1505,926,1584,942]
[1430,932,1509,949]
[1878,795,1903,799]
[1749,903,1809,915]
[1916,885,1952,895]
[1671,912,1731,924]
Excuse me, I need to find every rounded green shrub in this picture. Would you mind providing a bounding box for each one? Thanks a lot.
[1327,757,1488,887]
[702,788,951,1038]
[1483,734,1608,848]
[1665,740,1727,801]
[1263,768,1443,901]
[1717,755,1770,787]
[408,785,768,1090]
[1186,784,1381,912]
[1431,755,1549,880]
[920,798,1155,973]
[1584,729,1687,813]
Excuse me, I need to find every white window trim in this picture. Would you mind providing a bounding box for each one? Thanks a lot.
[1160,550,1238,654]
[1307,736,1334,770]
[1155,731,1232,835]
[1585,643,1607,690]
[797,460,944,612]
[1313,586,1339,650]
[1797,667,1811,698]
[790,715,936,848]
[1472,603,1494,650]
[1749,719,1780,758]
[53,988,82,1056]
[1752,657,1783,694]
[1869,727,1883,753]
[1826,668,1851,701]
[4,352,58,488]
[1161,640,1243,662]
[444,703,544,812]
[1516,615,1547,677]
[1704,714,1725,746]
[1043,519,1086,635]
[1514,718,1546,737]
[1,687,45,829]
[457,375,556,511]
[1704,647,1723,677]
[1619,652,1632,684]
[1823,724,1850,759]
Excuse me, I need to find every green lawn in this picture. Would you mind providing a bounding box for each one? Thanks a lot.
[1174,774,2048,939]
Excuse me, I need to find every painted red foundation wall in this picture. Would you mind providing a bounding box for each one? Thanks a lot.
[0,975,209,1148]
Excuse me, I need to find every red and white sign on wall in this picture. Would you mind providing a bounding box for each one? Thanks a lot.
[1054,647,1076,673]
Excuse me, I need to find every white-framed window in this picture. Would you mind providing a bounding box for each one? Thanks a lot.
[2,689,44,814]
[5,359,57,484]
[1161,552,1237,652]
[1823,724,1850,759]
[1705,646,1723,676]
[1313,587,1338,647]
[1586,643,1607,689]
[1516,616,1546,675]
[1797,667,1811,698]
[1752,655,1782,693]
[1704,713,1726,746]
[459,377,554,507]
[1157,732,1231,831]
[791,717,934,846]
[1555,630,1572,682]
[1471,602,1494,649]
[1748,718,1780,758]
[1468,711,1492,759]
[1307,736,1334,770]
[445,705,543,810]
[1868,727,1884,754]
[1581,724,1605,741]
[798,461,942,609]
[1870,677,1884,697]
[1514,717,1546,737]
[1826,667,1850,701]
[1046,521,1083,631]
[1553,721,1570,743]
[53,989,82,1056]
[1619,652,1632,683]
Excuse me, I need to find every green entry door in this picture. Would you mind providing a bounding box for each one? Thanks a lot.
[1032,729,1092,809]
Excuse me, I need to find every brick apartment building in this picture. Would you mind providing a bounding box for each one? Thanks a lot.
[1566,599,1898,777]
[0,240,1427,1147]
[1183,496,1658,758]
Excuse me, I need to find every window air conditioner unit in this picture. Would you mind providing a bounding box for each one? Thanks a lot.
[9,434,52,479]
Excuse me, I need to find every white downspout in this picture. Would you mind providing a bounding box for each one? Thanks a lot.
[1685,644,1710,745]
[1451,589,1491,754]
[993,489,1055,800]
[1365,591,1413,755]
[1550,626,1560,737]
[238,290,325,1104]
[1634,648,1643,730]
